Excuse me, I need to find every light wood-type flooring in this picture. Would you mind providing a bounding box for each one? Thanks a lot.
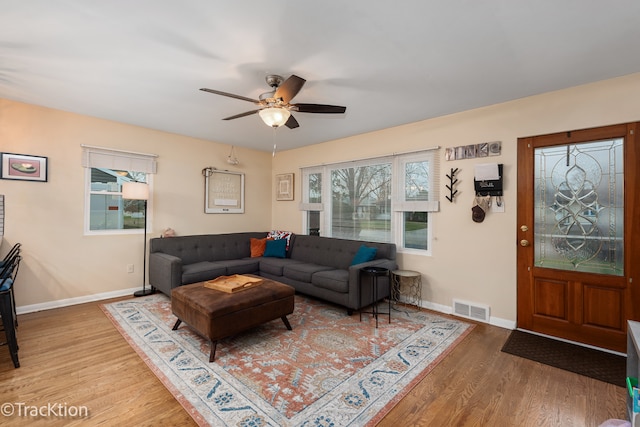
[0,297,627,426]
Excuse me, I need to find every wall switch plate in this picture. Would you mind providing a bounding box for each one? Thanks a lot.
[127,264,134,273]
[491,197,505,213]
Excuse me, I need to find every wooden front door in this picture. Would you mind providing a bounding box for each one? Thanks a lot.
[516,122,640,352]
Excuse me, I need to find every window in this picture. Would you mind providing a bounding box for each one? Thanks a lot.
[82,146,157,235]
[300,168,323,236]
[394,155,439,252]
[331,160,392,242]
[301,149,439,253]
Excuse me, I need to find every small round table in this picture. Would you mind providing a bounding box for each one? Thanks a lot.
[359,266,390,328]
[391,270,422,307]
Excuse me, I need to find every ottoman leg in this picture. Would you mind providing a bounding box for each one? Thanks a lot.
[281,316,292,331]
[172,319,182,330]
[209,340,218,362]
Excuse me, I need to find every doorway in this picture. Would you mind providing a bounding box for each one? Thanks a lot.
[516,122,640,352]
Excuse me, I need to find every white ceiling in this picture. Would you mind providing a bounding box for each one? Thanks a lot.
[2,1,640,152]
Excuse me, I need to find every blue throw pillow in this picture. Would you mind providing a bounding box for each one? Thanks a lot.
[263,238,287,258]
[351,245,377,265]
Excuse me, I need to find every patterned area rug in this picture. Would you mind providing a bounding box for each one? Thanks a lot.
[101,294,473,426]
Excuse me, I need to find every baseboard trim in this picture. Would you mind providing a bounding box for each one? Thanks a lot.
[16,287,141,315]
[420,299,515,330]
[16,290,518,330]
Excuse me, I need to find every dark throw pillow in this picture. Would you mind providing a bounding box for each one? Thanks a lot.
[263,238,287,258]
[351,245,377,265]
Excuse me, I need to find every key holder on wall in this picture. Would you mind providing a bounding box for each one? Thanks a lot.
[474,163,503,197]
[445,168,459,202]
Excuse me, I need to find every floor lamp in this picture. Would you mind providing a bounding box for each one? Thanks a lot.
[122,182,155,297]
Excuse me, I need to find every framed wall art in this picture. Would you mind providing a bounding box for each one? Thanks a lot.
[204,168,244,213]
[1,153,48,182]
[276,173,294,201]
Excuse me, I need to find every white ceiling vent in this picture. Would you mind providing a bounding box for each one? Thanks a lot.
[453,299,490,323]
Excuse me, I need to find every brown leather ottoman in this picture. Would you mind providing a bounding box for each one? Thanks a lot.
[171,279,294,362]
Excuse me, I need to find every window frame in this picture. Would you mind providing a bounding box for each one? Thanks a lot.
[301,149,439,255]
[84,167,153,236]
[81,145,157,236]
[392,152,438,256]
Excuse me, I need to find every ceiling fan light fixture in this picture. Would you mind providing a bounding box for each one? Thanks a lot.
[259,107,290,128]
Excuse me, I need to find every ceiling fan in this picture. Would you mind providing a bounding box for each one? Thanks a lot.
[200,74,346,129]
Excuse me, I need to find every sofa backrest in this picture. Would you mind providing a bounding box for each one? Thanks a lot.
[289,235,396,269]
[149,232,268,264]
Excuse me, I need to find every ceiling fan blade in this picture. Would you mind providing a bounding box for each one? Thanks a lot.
[293,103,346,114]
[285,114,300,129]
[222,110,260,120]
[200,88,260,104]
[274,75,306,103]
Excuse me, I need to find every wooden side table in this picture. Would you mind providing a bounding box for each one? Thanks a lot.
[391,270,422,307]
[359,266,390,328]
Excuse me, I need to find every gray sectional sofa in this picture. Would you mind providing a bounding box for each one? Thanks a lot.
[148,232,397,314]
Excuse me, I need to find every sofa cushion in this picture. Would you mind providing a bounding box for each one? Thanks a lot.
[264,238,287,258]
[312,269,349,293]
[289,235,395,270]
[250,238,267,257]
[283,262,334,283]
[259,258,302,276]
[351,245,377,265]
[182,261,227,285]
[223,258,261,275]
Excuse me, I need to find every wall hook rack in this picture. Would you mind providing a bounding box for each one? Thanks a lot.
[445,168,459,202]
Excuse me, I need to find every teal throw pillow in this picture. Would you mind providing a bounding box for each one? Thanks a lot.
[263,238,287,258]
[351,245,377,265]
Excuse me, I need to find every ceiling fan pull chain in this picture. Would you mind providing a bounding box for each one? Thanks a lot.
[272,127,277,157]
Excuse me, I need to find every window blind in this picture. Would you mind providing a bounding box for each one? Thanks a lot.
[81,145,158,174]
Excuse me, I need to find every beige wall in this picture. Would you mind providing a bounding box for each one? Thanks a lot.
[0,99,273,309]
[3,72,640,323]
[272,72,640,327]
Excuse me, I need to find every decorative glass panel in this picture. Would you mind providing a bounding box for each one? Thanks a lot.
[534,139,623,275]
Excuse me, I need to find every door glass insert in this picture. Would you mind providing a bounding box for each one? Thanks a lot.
[534,138,624,275]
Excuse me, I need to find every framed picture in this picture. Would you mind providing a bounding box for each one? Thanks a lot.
[276,173,294,201]
[204,168,244,213]
[1,153,48,182]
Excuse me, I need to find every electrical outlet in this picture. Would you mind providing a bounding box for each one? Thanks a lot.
[127,264,134,273]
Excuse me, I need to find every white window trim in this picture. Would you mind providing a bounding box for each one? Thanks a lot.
[300,167,325,234]
[301,148,439,255]
[82,146,157,236]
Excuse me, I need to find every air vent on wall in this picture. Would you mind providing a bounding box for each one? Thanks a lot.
[453,299,490,323]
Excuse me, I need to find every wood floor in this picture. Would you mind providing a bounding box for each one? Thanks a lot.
[0,297,627,427]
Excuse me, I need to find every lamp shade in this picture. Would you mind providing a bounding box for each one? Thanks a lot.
[259,107,291,128]
[122,182,149,200]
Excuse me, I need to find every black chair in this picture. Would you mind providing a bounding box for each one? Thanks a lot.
[0,243,20,268]
[0,243,21,329]
[0,253,20,368]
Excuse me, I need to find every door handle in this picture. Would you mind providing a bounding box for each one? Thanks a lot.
[520,239,530,247]
[520,225,529,232]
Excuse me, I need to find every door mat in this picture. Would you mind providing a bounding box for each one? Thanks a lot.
[501,329,625,387]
